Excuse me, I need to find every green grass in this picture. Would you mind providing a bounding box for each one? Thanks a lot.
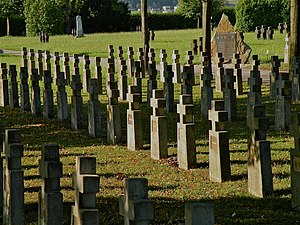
[0,29,298,224]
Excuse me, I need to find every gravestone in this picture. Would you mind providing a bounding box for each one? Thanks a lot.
[83,55,91,92]
[133,61,142,102]
[261,25,267,40]
[159,49,167,82]
[71,74,84,130]
[199,37,203,53]
[71,157,100,224]
[63,52,71,84]
[191,39,198,55]
[270,55,280,99]
[164,65,175,113]
[3,129,24,225]
[215,53,224,92]
[185,51,195,86]
[284,22,289,33]
[172,49,181,83]
[108,44,114,60]
[43,70,54,119]
[37,50,44,80]
[284,34,289,64]
[107,81,122,144]
[127,85,143,150]
[147,48,158,105]
[119,178,154,224]
[38,144,63,225]
[117,46,124,65]
[29,49,36,72]
[8,65,19,108]
[185,202,214,225]
[278,23,284,33]
[31,68,42,115]
[95,57,103,95]
[211,14,251,63]
[106,58,115,94]
[255,26,261,40]
[137,48,146,78]
[150,89,168,160]
[73,54,80,76]
[118,59,128,101]
[181,66,193,98]
[150,30,155,41]
[274,72,291,131]
[88,79,101,138]
[56,72,68,121]
[292,56,300,101]
[177,94,197,170]
[76,15,84,37]
[248,105,273,197]
[208,100,231,182]
[0,63,9,106]
[223,68,237,122]
[21,47,28,69]
[127,47,135,77]
[44,51,51,76]
[20,67,31,111]
[267,26,274,40]
[53,52,60,80]
[233,53,243,95]
[200,56,213,117]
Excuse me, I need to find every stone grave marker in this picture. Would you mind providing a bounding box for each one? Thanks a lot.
[172,49,181,83]
[3,128,24,225]
[255,26,261,40]
[284,34,289,64]
[200,56,213,117]
[119,178,154,224]
[150,89,168,160]
[216,32,237,61]
[43,70,54,119]
[95,57,103,95]
[73,54,80,76]
[270,55,280,99]
[284,22,289,33]
[118,59,128,101]
[83,55,91,92]
[137,48,146,78]
[71,74,84,130]
[31,68,42,115]
[20,67,31,111]
[267,26,274,40]
[29,49,36,72]
[37,50,44,80]
[185,202,214,225]
[278,23,284,33]
[292,56,300,101]
[38,144,63,225]
[0,63,9,106]
[177,94,196,170]
[223,68,237,122]
[88,79,101,138]
[248,105,273,197]
[185,51,195,86]
[53,52,60,80]
[117,46,124,64]
[261,25,267,40]
[159,49,167,82]
[71,157,100,224]
[63,52,70,84]
[181,66,193,98]
[76,15,84,37]
[127,85,143,150]
[147,48,158,105]
[233,53,243,95]
[21,47,28,69]
[215,53,224,92]
[127,47,135,77]
[8,65,19,108]
[108,44,114,59]
[133,61,142,102]
[44,51,51,75]
[56,72,68,121]
[106,58,115,94]
[208,100,231,182]
[191,39,198,55]
[164,65,175,113]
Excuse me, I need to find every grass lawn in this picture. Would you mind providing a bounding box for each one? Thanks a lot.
[0,29,298,224]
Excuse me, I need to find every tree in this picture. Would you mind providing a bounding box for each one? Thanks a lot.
[0,0,23,36]
[24,0,64,36]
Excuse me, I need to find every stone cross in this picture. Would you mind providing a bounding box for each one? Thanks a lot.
[20,67,31,111]
[215,53,224,92]
[133,61,142,102]
[43,70,54,119]
[255,26,261,40]
[200,56,213,117]
[284,22,288,33]
[172,49,181,83]
[38,144,63,225]
[208,100,231,182]
[56,72,68,121]
[119,178,154,224]
[233,53,243,95]
[21,47,28,69]
[108,44,114,59]
[127,47,135,77]
[159,49,167,82]
[83,55,91,92]
[117,46,124,65]
[3,128,24,225]
[248,104,273,197]
[181,65,193,98]
[185,202,214,225]
[63,52,70,84]
[0,63,9,106]
[223,68,237,122]
[44,50,51,75]
[95,57,103,95]
[106,58,115,94]
[137,47,146,78]
[150,89,167,160]
[278,23,284,33]
[71,157,100,224]
[8,65,19,108]
[53,52,60,80]
[88,79,101,138]
[270,55,280,99]
[118,59,128,101]
[37,50,44,80]
[147,48,158,105]
[71,74,83,130]
[267,26,274,40]
[177,94,196,170]
[29,49,36,72]
[164,65,175,113]
[292,56,300,101]
[192,39,198,55]
[31,68,42,115]
[186,51,195,86]
[73,54,80,76]
[261,25,267,40]
[127,85,143,150]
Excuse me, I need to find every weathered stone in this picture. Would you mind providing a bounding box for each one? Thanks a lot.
[8,65,19,108]
[95,57,103,95]
[71,75,83,130]
[127,47,135,78]
[215,53,224,92]
[164,65,175,113]
[43,70,54,119]
[118,59,128,101]
[185,202,214,225]
[200,56,213,117]
[223,68,237,122]
[88,79,101,138]
[172,49,181,83]
[0,63,9,106]
[233,54,243,95]
[31,68,42,115]
[56,72,68,121]
[147,49,158,105]
[20,68,32,112]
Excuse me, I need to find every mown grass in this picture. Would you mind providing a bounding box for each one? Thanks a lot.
[0,29,298,224]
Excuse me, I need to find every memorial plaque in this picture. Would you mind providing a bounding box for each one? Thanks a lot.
[216,32,237,61]
[294,156,300,173]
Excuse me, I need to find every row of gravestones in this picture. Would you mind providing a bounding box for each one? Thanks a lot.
[254,22,288,40]
[0,128,215,225]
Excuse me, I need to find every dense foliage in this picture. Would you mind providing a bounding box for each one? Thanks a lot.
[121,0,178,10]
[235,0,290,32]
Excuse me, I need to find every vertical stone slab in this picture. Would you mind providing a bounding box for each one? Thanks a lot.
[181,66,193,97]
[172,49,181,83]
[186,51,195,86]
[208,100,231,182]
[127,47,135,78]
[164,65,174,113]
[8,65,19,108]
[83,55,91,92]
[159,49,167,82]
[63,52,71,85]
[20,67,31,111]
[185,202,214,225]
[233,53,243,95]
[150,89,168,160]
[3,129,24,225]
[38,144,63,225]
[53,52,60,80]
[127,86,143,150]
[200,55,213,117]
[177,95,196,170]
[21,47,28,69]
[31,68,42,115]
[88,79,101,138]
[73,54,80,77]
[147,48,158,105]
[223,68,237,122]
[137,47,146,78]
[215,53,224,92]
[133,61,143,103]
[29,49,36,73]
[44,51,52,76]
[71,157,100,225]
[119,178,154,224]
[43,70,54,119]
[118,59,128,101]
[95,57,103,95]
[56,72,68,121]
[106,58,115,95]
[0,63,9,106]
[71,75,84,130]
[37,50,44,81]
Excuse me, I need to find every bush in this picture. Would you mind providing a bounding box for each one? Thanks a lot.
[235,0,290,32]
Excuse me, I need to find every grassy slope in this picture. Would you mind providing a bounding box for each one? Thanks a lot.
[0,29,298,224]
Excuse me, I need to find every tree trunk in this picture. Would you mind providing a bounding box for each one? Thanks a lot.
[7,15,10,36]
[289,0,300,79]
[202,0,212,72]
[141,0,149,69]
